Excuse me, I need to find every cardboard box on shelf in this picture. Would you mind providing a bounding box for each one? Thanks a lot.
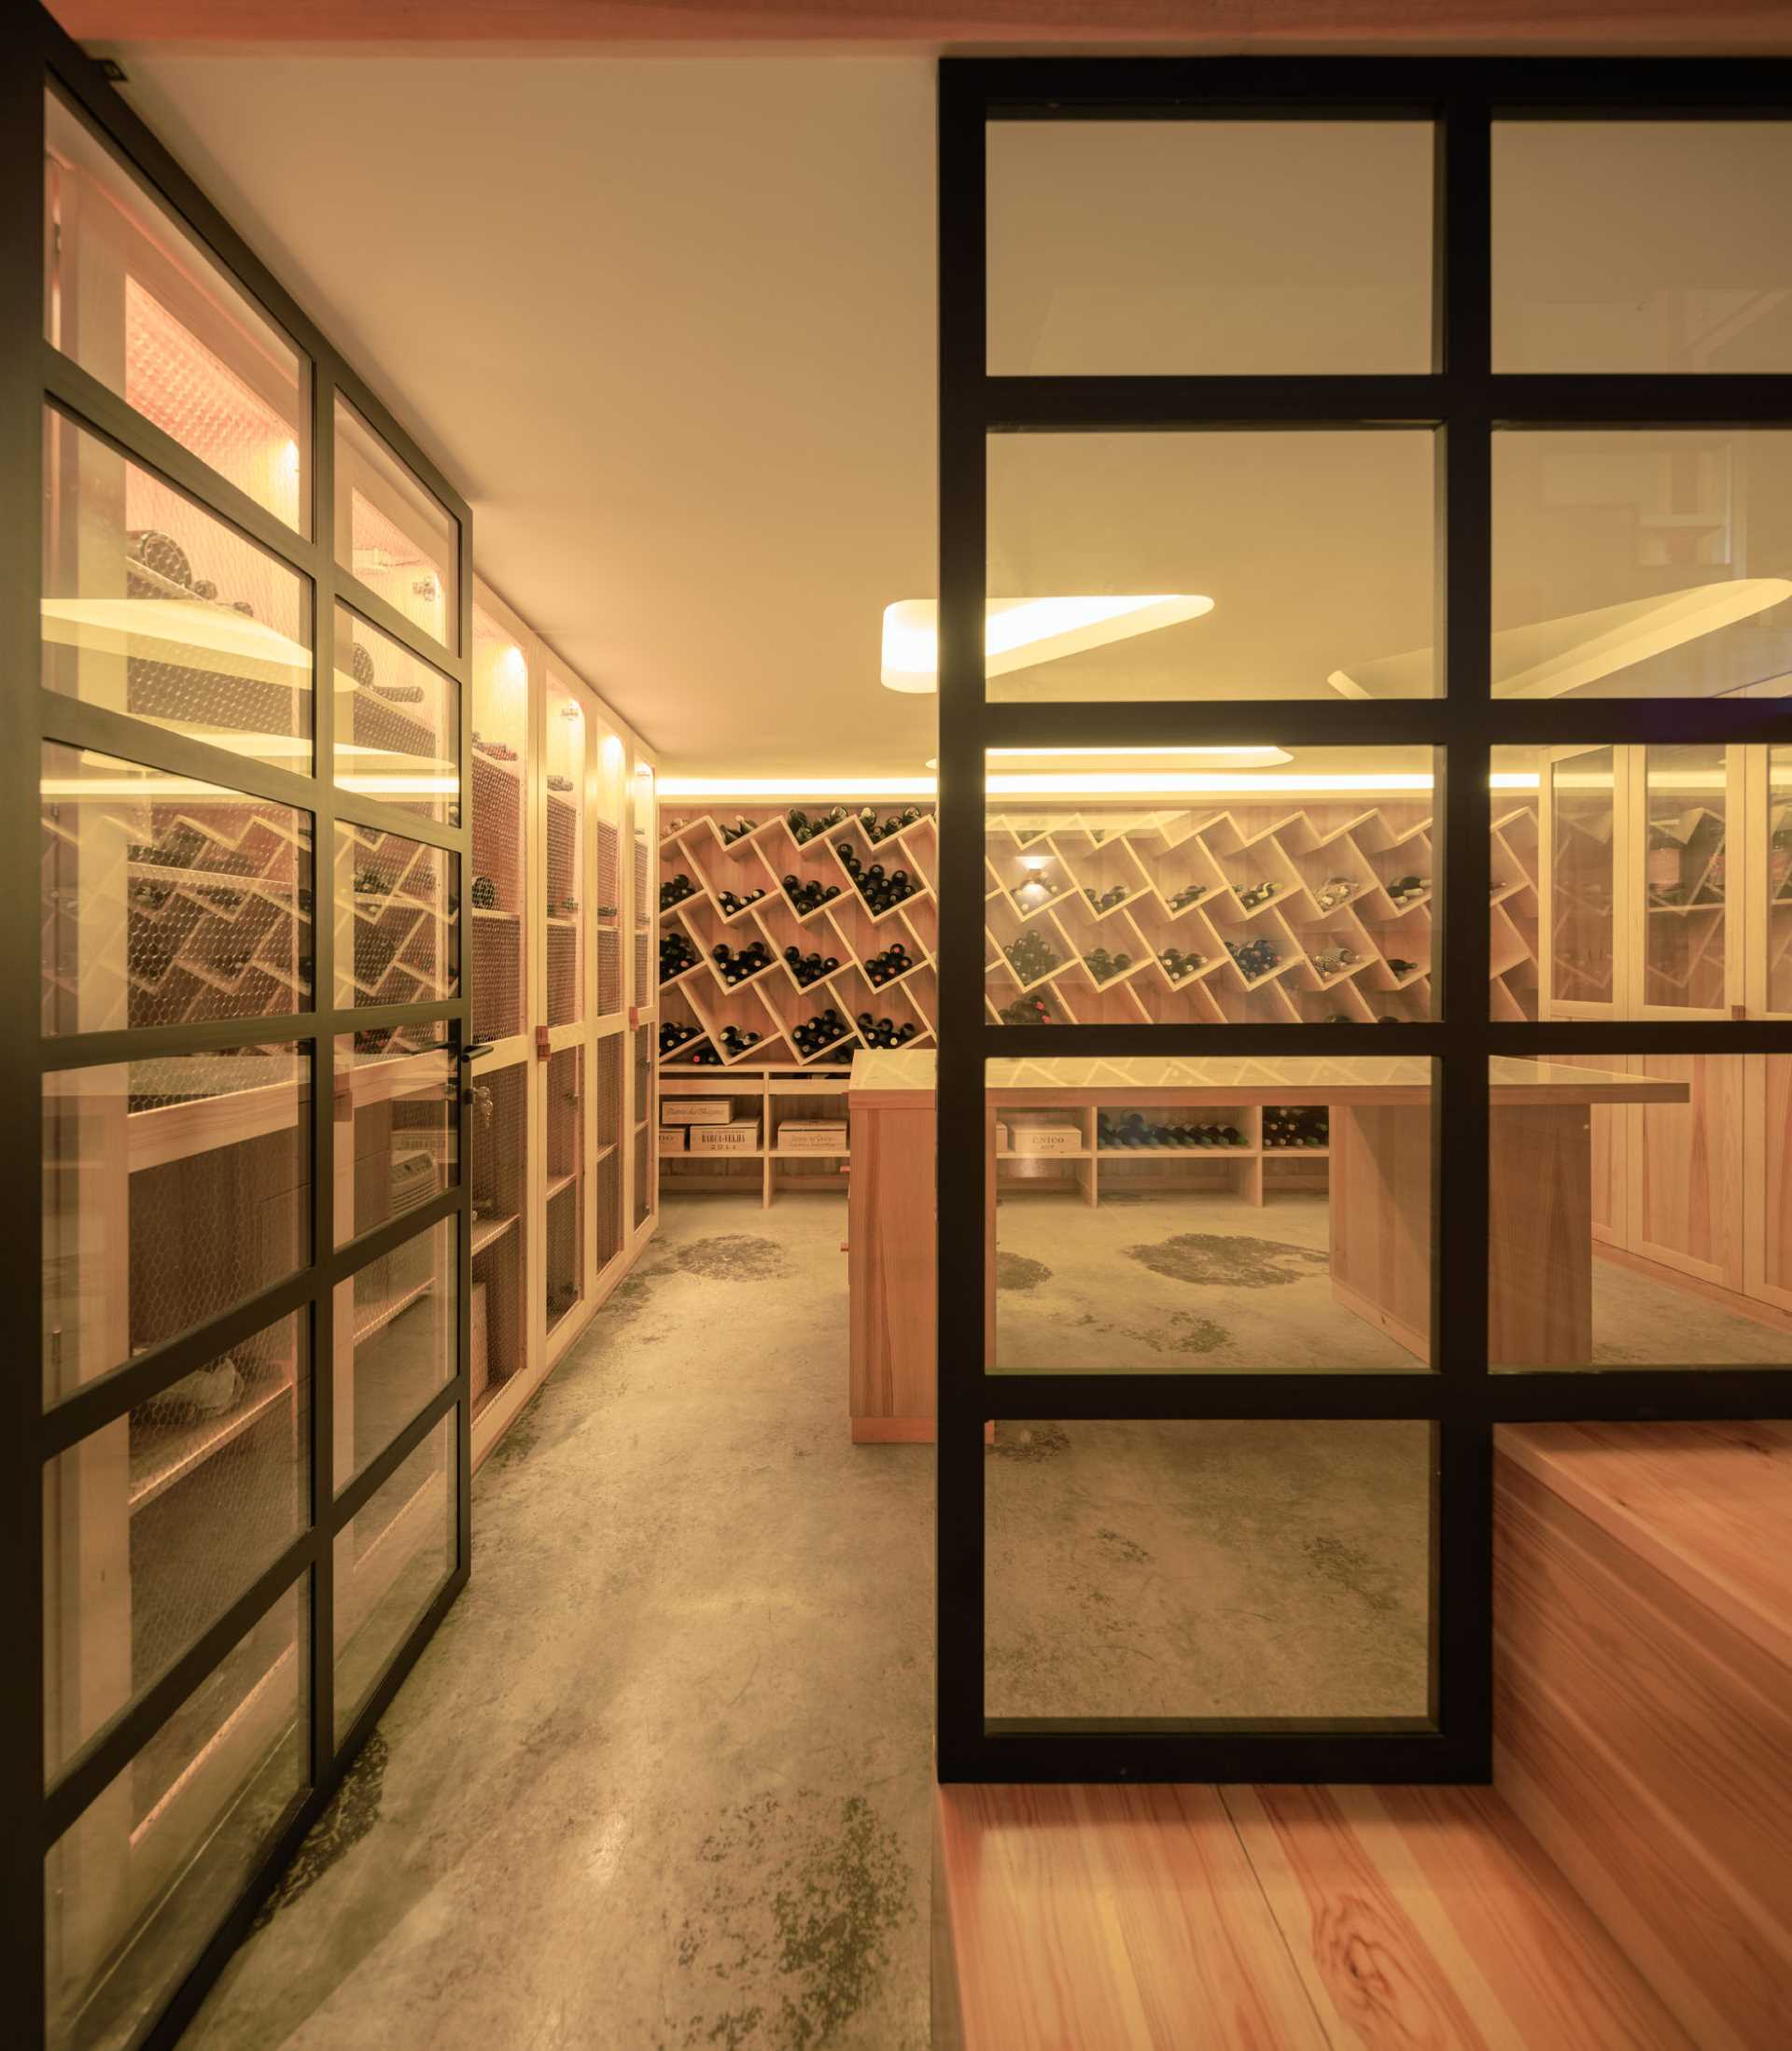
[661,1099,732,1126]
[777,1121,847,1154]
[657,1126,687,1156]
[1009,1122,1082,1157]
[690,1121,760,1155]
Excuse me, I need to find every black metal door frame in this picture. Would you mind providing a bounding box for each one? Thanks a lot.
[936,55,1792,1784]
[4,10,476,2047]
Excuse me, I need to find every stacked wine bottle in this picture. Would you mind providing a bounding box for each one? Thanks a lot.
[1098,1113,1248,1150]
[1263,1106,1328,1148]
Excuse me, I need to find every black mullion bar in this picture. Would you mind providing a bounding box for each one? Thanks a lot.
[987,1377,1454,1420]
[42,1272,315,1454]
[330,1370,460,1526]
[310,358,338,1795]
[42,1012,320,1070]
[973,1729,1486,1782]
[329,789,467,857]
[936,62,990,1782]
[452,468,475,1593]
[987,373,1445,430]
[987,1022,1444,1058]
[1488,375,1792,426]
[329,1185,460,1285]
[43,1539,315,1846]
[1,44,48,2039]
[40,691,327,818]
[332,575,471,686]
[41,349,322,579]
[1491,1020,1792,1054]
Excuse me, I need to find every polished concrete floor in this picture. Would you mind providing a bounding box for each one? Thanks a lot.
[180,1182,1768,2047]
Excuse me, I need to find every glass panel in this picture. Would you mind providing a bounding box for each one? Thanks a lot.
[987,120,1433,374]
[334,1220,455,1489]
[333,395,457,652]
[982,430,1437,701]
[1490,746,1540,1021]
[1644,744,1729,1012]
[333,606,458,827]
[470,1060,527,1412]
[545,673,586,1027]
[42,409,313,775]
[1491,1055,1785,1370]
[1547,746,1617,1012]
[44,90,310,532]
[987,1057,1435,1374]
[547,1047,584,1331]
[333,1412,455,1742]
[334,823,458,1006]
[1493,120,1792,373]
[632,761,656,1009]
[45,1575,308,2051]
[631,1023,655,1230]
[1491,429,1792,699]
[594,729,628,1015]
[984,749,1438,1028]
[43,1047,311,1405]
[41,741,313,1035]
[985,1420,1431,1720]
[332,1025,456,1248]
[595,1034,624,1271]
[1771,748,1792,1016]
[42,1313,307,1782]
[469,604,528,1041]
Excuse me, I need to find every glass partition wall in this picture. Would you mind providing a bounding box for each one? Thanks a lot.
[7,21,474,2051]
[937,57,1792,1784]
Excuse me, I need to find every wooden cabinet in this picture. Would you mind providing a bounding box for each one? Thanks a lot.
[1540,745,1783,1327]
[467,581,657,1465]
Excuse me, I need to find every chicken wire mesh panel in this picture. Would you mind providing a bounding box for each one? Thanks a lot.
[632,1023,654,1229]
[470,610,527,1042]
[334,822,459,1007]
[333,606,459,831]
[42,1309,309,1782]
[595,820,623,1015]
[332,1026,455,1248]
[44,88,310,534]
[42,741,314,1037]
[595,1033,623,1271]
[547,1046,584,1332]
[469,1059,527,1411]
[42,409,314,778]
[42,1047,312,1408]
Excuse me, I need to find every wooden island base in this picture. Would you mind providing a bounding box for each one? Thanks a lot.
[848,1054,1688,1441]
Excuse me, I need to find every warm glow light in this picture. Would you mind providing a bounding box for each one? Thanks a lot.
[498,644,527,689]
[926,747,1293,769]
[881,596,1213,693]
[657,777,937,798]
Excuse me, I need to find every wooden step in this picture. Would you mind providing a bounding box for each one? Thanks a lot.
[933,1778,1690,2050]
[1493,1420,1792,2051]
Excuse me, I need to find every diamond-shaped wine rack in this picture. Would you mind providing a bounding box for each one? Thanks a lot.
[656,797,1539,1073]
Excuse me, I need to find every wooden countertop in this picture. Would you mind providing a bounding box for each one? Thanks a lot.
[848,1048,1690,1110]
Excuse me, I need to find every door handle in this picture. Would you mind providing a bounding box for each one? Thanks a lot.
[458,1042,496,1063]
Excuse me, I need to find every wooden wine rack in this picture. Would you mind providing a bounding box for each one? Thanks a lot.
[658,808,941,1070]
[658,797,1542,1079]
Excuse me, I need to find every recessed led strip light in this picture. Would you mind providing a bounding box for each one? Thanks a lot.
[662,770,1547,797]
[881,595,1213,692]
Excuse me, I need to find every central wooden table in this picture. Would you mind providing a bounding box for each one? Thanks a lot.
[846,1051,1688,1442]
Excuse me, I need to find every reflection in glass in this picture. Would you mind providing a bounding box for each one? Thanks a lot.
[45,1577,308,2051]
[41,410,313,774]
[332,1026,456,1248]
[988,121,1434,375]
[334,1221,455,1489]
[334,1412,455,1742]
[545,673,586,1027]
[1491,429,1792,700]
[470,607,528,1041]
[333,607,458,827]
[1548,746,1617,1010]
[987,432,1437,702]
[334,823,457,1007]
[988,1057,1434,1374]
[333,396,458,652]
[43,1047,311,1405]
[985,1419,1431,1721]
[470,1061,527,1412]
[43,1313,307,1781]
[1493,121,1792,373]
[1643,745,1728,1013]
[1771,749,1792,1016]
[42,742,313,1036]
[44,90,310,531]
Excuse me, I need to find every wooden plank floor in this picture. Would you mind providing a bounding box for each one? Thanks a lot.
[1493,1421,1792,2051]
[935,1779,1693,2051]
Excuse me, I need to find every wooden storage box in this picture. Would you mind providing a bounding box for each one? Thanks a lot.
[662,1098,732,1125]
[690,1121,761,1156]
[777,1121,847,1153]
[1009,1122,1082,1158]
[657,1125,687,1156]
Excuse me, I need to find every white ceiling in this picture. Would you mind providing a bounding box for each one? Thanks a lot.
[101,55,1792,768]
[107,50,941,776]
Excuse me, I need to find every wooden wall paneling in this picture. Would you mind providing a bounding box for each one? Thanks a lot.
[1489,1100,1593,1368]
[1328,1102,1431,1362]
[847,1097,936,1440]
[1743,1054,1792,1312]
[1626,1053,1745,1292]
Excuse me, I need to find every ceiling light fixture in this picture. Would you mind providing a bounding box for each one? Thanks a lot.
[881,595,1213,693]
